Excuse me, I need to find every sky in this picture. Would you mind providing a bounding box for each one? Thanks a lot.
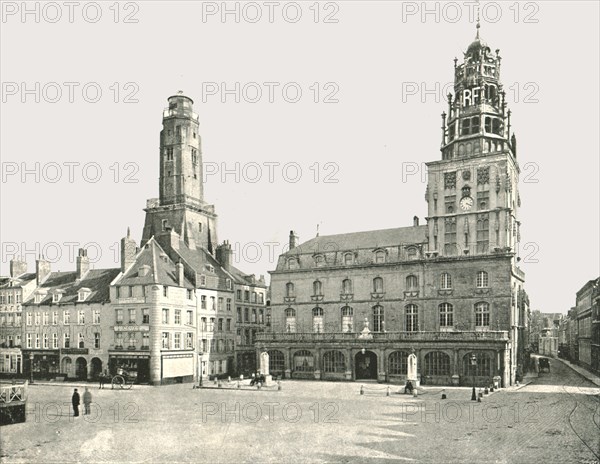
[1,1,599,314]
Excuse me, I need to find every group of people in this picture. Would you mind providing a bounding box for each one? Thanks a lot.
[70,368,112,417]
[249,372,266,386]
[71,387,93,417]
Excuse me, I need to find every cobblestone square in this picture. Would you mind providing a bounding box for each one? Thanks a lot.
[1,359,598,463]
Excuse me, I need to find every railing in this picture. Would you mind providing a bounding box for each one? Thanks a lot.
[163,108,199,121]
[256,331,509,343]
[0,381,28,404]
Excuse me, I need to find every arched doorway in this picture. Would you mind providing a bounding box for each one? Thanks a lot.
[75,357,87,380]
[90,358,102,379]
[61,357,72,377]
[355,350,377,380]
[268,350,285,378]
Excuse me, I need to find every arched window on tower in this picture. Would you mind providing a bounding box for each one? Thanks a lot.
[373,305,384,332]
[476,271,489,288]
[285,308,296,333]
[439,303,454,330]
[405,305,418,332]
[441,273,452,290]
[373,277,384,293]
[342,279,353,295]
[313,280,323,296]
[341,306,354,332]
[312,307,324,333]
[406,275,418,290]
[285,282,295,298]
[475,302,490,330]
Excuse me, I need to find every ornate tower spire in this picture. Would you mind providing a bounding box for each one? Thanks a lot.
[425,27,522,258]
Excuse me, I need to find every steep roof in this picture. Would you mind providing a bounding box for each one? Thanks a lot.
[23,268,120,306]
[116,238,194,288]
[285,225,428,255]
[227,264,267,288]
[0,273,36,289]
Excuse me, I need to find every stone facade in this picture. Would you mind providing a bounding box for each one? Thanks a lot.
[260,26,529,387]
[20,252,118,380]
[0,259,37,376]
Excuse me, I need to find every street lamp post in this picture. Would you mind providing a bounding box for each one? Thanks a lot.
[470,354,477,401]
[29,353,34,384]
[198,352,204,388]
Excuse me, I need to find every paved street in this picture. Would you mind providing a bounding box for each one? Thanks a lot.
[1,359,598,464]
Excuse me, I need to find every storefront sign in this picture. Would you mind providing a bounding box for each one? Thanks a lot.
[113,325,150,332]
[61,348,89,355]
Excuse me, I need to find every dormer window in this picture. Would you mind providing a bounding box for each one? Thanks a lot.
[34,293,42,304]
[206,265,214,273]
[287,258,298,270]
[406,247,418,260]
[374,250,386,264]
[314,255,325,267]
[344,253,354,266]
[78,288,91,302]
[225,279,232,290]
[52,293,62,303]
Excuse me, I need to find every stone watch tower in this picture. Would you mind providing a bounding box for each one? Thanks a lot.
[142,92,218,251]
[425,22,521,259]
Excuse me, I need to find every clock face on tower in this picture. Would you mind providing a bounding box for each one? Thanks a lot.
[460,196,474,211]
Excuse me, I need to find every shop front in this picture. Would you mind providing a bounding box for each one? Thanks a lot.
[23,350,60,380]
[108,352,151,384]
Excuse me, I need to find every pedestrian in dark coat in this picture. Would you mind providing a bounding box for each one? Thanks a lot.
[72,389,80,417]
[83,387,92,415]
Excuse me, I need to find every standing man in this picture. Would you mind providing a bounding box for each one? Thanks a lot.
[72,388,80,417]
[83,387,92,415]
[99,369,107,389]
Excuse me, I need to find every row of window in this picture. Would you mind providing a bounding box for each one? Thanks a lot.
[447,116,503,141]
[236,307,266,324]
[284,302,492,333]
[0,294,22,304]
[25,332,101,349]
[24,310,101,326]
[160,308,193,325]
[160,332,194,350]
[200,317,233,332]
[33,290,90,304]
[200,296,232,311]
[284,272,489,298]
[268,349,494,376]
[287,249,420,269]
[199,337,235,353]
[235,289,265,304]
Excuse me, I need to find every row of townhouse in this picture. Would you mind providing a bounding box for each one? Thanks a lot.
[558,277,600,375]
[0,236,268,385]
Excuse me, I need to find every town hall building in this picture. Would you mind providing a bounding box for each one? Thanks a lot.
[260,24,530,388]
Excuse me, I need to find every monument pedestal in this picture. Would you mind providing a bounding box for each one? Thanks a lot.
[263,374,272,385]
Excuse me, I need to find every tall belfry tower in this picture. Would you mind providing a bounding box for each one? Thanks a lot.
[142,92,218,250]
[425,21,521,259]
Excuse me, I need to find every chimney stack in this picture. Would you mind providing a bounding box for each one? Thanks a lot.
[9,256,27,278]
[413,216,420,227]
[289,230,299,250]
[76,248,90,280]
[176,261,185,286]
[216,240,232,270]
[36,256,51,286]
[121,227,138,273]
